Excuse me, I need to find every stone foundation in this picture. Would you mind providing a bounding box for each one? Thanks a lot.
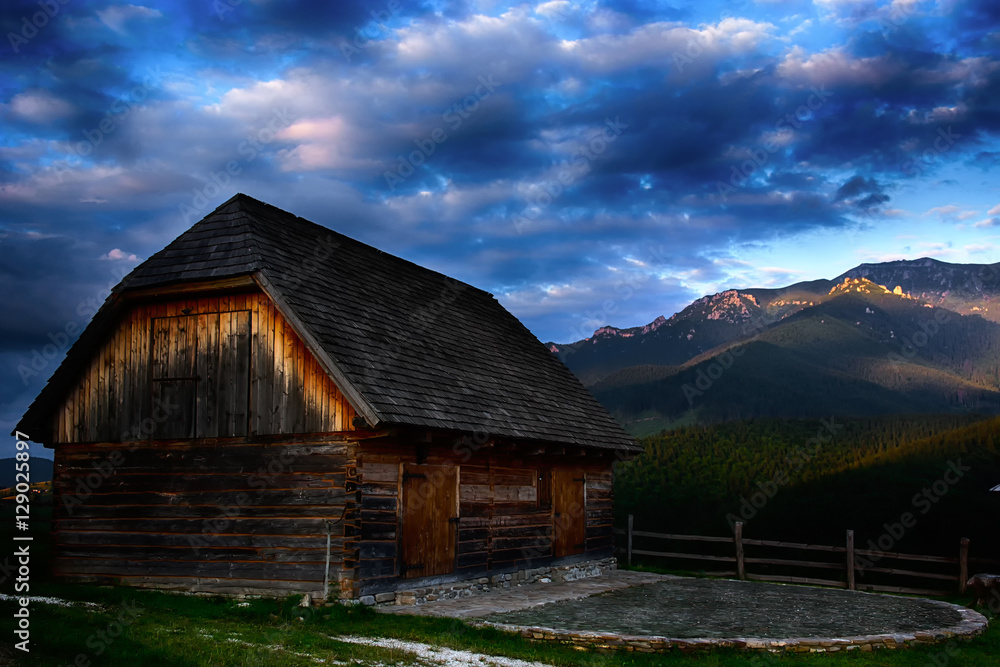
[359,557,617,607]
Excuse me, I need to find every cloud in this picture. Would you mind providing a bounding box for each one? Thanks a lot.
[8,91,74,123]
[99,248,139,261]
[96,4,163,34]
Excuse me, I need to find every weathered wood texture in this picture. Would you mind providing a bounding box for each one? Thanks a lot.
[400,464,459,578]
[356,441,615,593]
[55,292,357,443]
[52,440,354,597]
[553,468,586,557]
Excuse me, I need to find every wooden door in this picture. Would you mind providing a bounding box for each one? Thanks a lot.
[400,464,458,579]
[151,315,198,439]
[150,312,250,440]
[553,469,586,557]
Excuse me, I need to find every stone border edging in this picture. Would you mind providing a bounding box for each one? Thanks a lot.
[481,598,989,653]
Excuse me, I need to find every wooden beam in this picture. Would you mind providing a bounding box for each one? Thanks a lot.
[122,275,259,300]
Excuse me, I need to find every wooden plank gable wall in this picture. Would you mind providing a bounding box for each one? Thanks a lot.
[54,291,358,443]
[49,289,363,596]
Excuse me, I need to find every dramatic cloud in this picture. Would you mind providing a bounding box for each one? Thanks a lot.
[1,0,999,444]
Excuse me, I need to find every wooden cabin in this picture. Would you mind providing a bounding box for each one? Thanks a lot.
[16,194,640,601]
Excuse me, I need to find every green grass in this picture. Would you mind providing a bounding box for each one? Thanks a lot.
[2,580,998,666]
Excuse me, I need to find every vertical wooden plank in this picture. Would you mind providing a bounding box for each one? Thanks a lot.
[846,530,855,590]
[95,331,107,441]
[195,312,207,437]
[138,306,152,438]
[195,313,220,438]
[339,390,347,432]
[251,295,263,436]
[735,521,746,581]
[131,307,145,440]
[292,323,304,433]
[75,372,85,443]
[58,397,67,444]
[319,360,329,433]
[233,310,250,437]
[107,324,119,441]
[217,311,234,436]
[274,311,286,435]
[116,312,130,440]
[260,296,273,436]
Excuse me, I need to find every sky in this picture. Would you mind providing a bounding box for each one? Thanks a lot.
[1,0,1000,452]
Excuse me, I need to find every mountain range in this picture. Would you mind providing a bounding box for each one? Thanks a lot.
[548,258,1000,435]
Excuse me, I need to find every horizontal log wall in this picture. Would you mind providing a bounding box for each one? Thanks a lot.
[52,439,356,597]
[356,440,615,594]
[55,291,357,443]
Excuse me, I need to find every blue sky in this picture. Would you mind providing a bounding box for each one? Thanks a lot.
[1,0,1000,449]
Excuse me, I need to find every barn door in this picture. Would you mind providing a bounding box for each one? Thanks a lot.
[400,464,458,579]
[150,312,250,440]
[151,316,198,439]
[553,469,586,557]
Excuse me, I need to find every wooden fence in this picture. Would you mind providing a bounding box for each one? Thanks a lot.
[615,515,997,597]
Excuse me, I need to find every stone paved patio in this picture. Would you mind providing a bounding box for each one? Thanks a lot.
[379,570,675,618]
[377,573,989,653]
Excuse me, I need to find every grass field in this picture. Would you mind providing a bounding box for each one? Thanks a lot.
[2,492,998,666]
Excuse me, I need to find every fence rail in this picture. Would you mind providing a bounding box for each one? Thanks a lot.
[614,515,991,597]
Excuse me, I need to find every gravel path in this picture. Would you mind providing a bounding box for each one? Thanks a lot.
[332,636,555,667]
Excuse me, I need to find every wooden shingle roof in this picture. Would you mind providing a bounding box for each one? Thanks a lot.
[18,194,639,452]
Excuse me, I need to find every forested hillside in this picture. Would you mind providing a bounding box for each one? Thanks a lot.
[615,415,1000,558]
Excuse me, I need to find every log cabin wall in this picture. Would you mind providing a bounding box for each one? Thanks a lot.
[53,290,358,444]
[52,437,358,597]
[355,438,615,596]
[48,288,365,597]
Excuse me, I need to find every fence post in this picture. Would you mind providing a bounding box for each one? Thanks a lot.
[846,530,855,591]
[627,514,633,568]
[735,521,745,580]
[959,538,969,594]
